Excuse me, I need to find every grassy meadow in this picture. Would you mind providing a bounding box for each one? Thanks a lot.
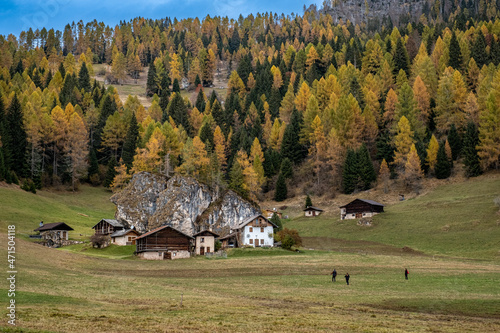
[0,173,499,332]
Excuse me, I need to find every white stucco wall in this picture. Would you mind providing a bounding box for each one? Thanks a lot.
[196,236,215,255]
[112,235,137,246]
[242,225,274,247]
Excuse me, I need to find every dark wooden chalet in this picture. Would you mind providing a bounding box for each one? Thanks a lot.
[303,206,324,217]
[34,222,73,241]
[92,219,124,235]
[135,225,194,260]
[340,199,384,220]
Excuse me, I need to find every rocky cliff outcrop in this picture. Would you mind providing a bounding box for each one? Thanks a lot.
[110,172,261,236]
[321,0,425,27]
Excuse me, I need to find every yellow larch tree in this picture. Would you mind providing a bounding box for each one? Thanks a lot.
[393,116,415,172]
[412,75,431,126]
[404,143,423,191]
[169,53,183,81]
[294,81,311,113]
[426,134,439,174]
[67,111,88,191]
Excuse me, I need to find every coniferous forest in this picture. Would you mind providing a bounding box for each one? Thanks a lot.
[0,0,499,201]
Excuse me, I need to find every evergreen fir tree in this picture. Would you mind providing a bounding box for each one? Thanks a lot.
[448,31,462,70]
[167,93,192,134]
[270,212,282,231]
[229,159,245,196]
[58,62,66,80]
[44,70,53,88]
[199,122,214,149]
[415,140,429,175]
[103,157,117,188]
[462,122,482,177]
[146,61,157,96]
[357,144,376,190]
[122,113,139,171]
[274,172,287,201]
[394,38,409,75]
[194,74,201,87]
[342,149,358,194]
[78,62,91,92]
[32,69,42,88]
[172,78,180,93]
[0,147,6,181]
[195,89,206,112]
[490,37,500,66]
[6,94,28,178]
[435,141,452,179]
[280,157,293,179]
[87,147,99,181]
[447,124,462,160]
[280,109,305,164]
[305,194,312,208]
[471,30,488,68]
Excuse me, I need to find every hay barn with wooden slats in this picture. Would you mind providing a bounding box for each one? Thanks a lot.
[135,225,194,260]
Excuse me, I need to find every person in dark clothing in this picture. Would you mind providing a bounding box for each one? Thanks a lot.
[405,268,409,280]
[345,273,350,285]
[331,269,337,282]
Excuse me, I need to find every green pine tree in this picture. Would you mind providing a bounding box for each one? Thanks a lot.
[78,62,91,92]
[270,212,282,231]
[342,149,358,194]
[195,89,206,112]
[229,159,246,197]
[280,158,293,180]
[462,122,482,178]
[103,157,117,188]
[122,113,139,171]
[448,31,462,70]
[394,38,409,75]
[447,124,462,160]
[146,61,157,96]
[87,147,99,182]
[305,194,312,208]
[172,78,181,93]
[274,172,287,201]
[471,30,488,68]
[167,93,192,134]
[280,109,305,164]
[6,94,28,178]
[357,144,376,190]
[435,141,452,179]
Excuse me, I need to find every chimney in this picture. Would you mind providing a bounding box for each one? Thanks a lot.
[39,221,44,227]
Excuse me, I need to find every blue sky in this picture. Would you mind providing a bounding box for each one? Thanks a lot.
[0,0,319,37]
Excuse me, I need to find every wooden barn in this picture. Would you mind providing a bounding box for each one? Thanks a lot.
[110,228,140,246]
[92,219,124,235]
[303,206,323,217]
[34,222,73,241]
[220,214,276,249]
[340,199,385,220]
[193,230,219,255]
[135,225,194,260]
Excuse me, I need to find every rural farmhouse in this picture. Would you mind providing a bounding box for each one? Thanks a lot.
[220,214,276,249]
[340,199,385,220]
[135,225,194,260]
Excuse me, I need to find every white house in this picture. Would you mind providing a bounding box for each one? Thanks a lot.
[110,228,140,245]
[238,214,276,248]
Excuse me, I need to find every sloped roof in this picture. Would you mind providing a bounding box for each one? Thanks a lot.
[110,229,140,238]
[193,230,219,238]
[135,225,194,241]
[303,206,324,212]
[92,219,124,229]
[339,199,385,208]
[238,214,278,229]
[34,222,73,232]
[218,231,237,240]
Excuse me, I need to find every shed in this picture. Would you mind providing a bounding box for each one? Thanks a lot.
[193,230,219,255]
[110,228,140,246]
[340,199,384,220]
[92,219,124,235]
[34,222,73,241]
[303,206,324,217]
[135,225,194,260]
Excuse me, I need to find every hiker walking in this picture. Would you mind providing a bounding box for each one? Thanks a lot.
[345,272,350,285]
[331,269,337,282]
[405,268,409,280]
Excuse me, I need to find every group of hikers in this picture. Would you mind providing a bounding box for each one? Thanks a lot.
[330,268,409,285]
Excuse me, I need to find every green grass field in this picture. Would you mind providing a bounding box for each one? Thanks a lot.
[0,174,499,332]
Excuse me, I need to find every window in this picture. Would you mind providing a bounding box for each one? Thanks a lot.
[261,227,264,232]
[260,239,264,245]
[249,227,253,232]
[201,237,204,243]
[249,239,253,244]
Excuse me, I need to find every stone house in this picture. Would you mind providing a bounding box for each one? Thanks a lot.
[193,230,219,255]
[33,222,74,247]
[303,206,323,217]
[110,228,140,245]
